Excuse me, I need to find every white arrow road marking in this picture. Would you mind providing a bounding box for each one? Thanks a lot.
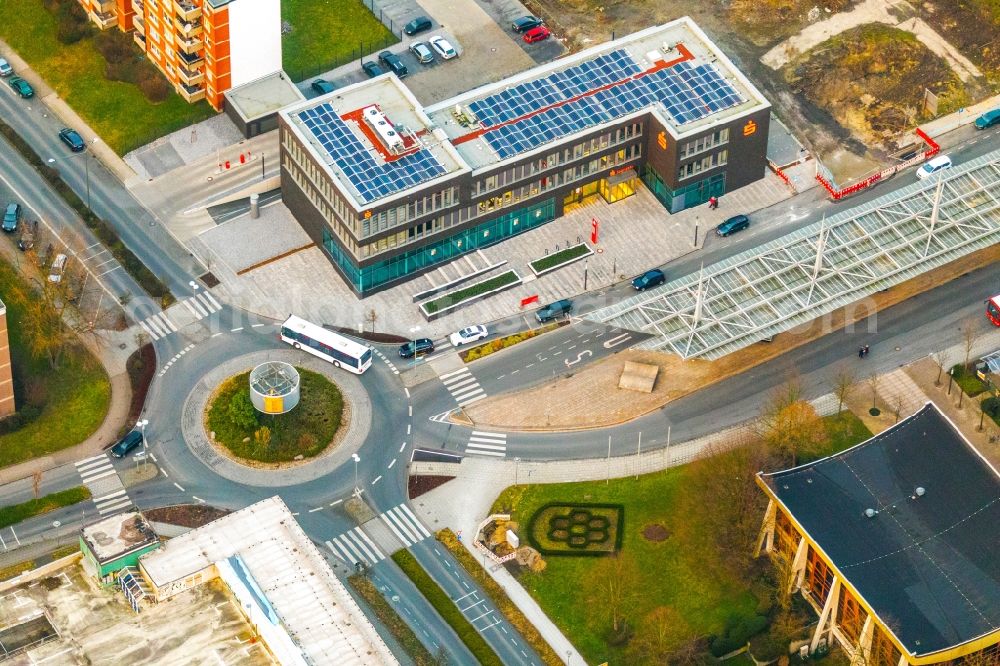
[564,349,593,367]
[603,333,632,348]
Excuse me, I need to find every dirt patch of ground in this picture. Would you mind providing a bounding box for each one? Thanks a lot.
[784,24,965,149]
[920,0,1000,82]
[145,504,230,528]
[642,524,670,542]
[466,242,1000,430]
[408,475,455,499]
[730,0,856,47]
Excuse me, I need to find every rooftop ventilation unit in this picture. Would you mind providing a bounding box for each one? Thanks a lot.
[362,104,405,154]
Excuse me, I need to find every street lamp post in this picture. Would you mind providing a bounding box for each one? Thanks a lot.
[408,325,421,367]
[47,138,99,210]
[352,453,361,497]
[514,457,520,486]
[137,418,149,469]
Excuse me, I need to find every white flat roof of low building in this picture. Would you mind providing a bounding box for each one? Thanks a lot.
[139,496,396,666]
[226,70,306,122]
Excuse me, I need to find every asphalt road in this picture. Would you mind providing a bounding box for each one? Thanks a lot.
[1,72,999,664]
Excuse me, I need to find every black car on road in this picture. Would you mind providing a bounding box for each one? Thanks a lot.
[404,16,432,36]
[632,268,666,291]
[311,79,336,95]
[512,16,543,32]
[110,430,144,458]
[362,61,385,78]
[399,338,435,358]
[716,214,750,237]
[536,298,573,323]
[58,128,85,152]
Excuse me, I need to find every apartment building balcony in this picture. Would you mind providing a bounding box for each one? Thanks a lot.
[175,65,204,86]
[178,82,205,103]
[176,35,204,54]
[133,30,146,50]
[176,48,203,67]
[131,0,144,18]
[173,16,203,38]
[93,10,118,29]
[94,0,116,11]
[173,0,201,21]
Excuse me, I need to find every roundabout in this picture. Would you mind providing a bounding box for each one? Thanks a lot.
[180,349,373,487]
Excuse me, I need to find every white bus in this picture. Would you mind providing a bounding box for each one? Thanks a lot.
[279,315,373,374]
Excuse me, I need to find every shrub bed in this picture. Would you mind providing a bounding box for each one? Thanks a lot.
[0,486,91,529]
[391,550,504,666]
[205,368,343,463]
[125,343,156,428]
[348,574,438,666]
[460,322,564,363]
[529,243,591,275]
[0,119,173,305]
[421,270,520,315]
[527,503,624,556]
[437,529,563,666]
[951,364,988,397]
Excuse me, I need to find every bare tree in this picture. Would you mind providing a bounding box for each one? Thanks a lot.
[832,366,856,415]
[364,308,378,334]
[627,606,693,663]
[930,350,950,387]
[31,471,42,500]
[758,379,828,466]
[893,394,906,423]
[19,279,77,370]
[867,373,882,411]
[961,316,983,370]
[589,552,639,635]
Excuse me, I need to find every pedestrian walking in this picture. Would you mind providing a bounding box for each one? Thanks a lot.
[708,196,717,209]
[863,345,870,357]
[858,347,865,359]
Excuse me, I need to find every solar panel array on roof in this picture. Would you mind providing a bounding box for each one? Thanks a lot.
[468,49,641,128]
[477,54,743,160]
[297,103,447,203]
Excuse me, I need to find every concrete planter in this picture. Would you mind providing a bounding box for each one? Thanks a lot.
[419,270,522,321]
[529,243,593,276]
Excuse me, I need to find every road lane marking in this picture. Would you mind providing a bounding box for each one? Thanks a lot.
[564,350,593,367]
[407,424,411,435]
[371,475,382,485]
[192,496,205,503]
[173,482,185,492]
[231,327,243,332]
[212,332,222,337]
[308,507,323,513]
[399,442,406,452]
[252,323,265,328]
[388,459,396,469]
[404,388,410,398]
[603,333,632,348]
[330,499,343,506]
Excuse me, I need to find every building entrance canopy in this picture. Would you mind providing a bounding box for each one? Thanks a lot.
[586,150,1000,359]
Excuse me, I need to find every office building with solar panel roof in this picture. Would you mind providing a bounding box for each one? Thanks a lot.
[279,17,771,295]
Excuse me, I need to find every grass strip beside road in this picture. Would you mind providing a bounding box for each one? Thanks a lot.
[0,487,91,529]
[348,574,438,666]
[0,119,174,305]
[529,243,590,273]
[436,529,564,666]
[0,0,215,154]
[0,559,36,582]
[460,322,565,362]
[422,271,520,315]
[391,550,504,666]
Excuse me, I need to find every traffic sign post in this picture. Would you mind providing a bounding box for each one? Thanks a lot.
[591,218,599,244]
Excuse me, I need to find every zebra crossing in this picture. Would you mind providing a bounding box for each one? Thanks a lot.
[466,431,507,458]
[138,311,178,341]
[92,488,134,516]
[439,367,486,406]
[379,503,432,547]
[75,454,119,485]
[138,291,222,341]
[325,527,385,567]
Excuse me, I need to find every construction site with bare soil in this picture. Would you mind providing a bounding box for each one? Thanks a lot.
[529,0,1000,180]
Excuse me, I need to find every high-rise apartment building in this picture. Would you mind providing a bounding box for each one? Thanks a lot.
[81,0,281,111]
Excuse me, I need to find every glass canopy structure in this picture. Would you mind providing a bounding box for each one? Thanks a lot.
[586,150,1000,359]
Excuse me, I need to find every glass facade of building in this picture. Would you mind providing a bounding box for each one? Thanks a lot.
[323,198,556,293]
[642,165,725,213]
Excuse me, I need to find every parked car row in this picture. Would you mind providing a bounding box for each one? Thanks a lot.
[511,15,551,44]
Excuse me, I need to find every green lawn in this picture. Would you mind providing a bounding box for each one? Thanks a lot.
[0,264,111,469]
[282,0,398,80]
[206,368,343,462]
[0,1,215,154]
[490,410,873,665]
[0,487,91,528]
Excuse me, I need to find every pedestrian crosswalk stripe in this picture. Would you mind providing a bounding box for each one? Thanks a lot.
[189,297,208,318]
[440,367,488,406]
[466,431,507,458]
[378,503,431,547]
[182,298,200,318]
[326,527,386,567]
[97,497,133,515]
[200,291,221,309]
[438,366,471,380]
[138,312,179,340]
[145,315,167,338]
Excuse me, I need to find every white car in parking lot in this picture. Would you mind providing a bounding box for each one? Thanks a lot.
[449,325,488,347]
[916,154,952,179]
[429,36,458,60]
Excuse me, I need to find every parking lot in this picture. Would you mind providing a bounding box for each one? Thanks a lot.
[298,0,566,105]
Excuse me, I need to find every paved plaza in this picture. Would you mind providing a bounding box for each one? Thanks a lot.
[200,170,793,337]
